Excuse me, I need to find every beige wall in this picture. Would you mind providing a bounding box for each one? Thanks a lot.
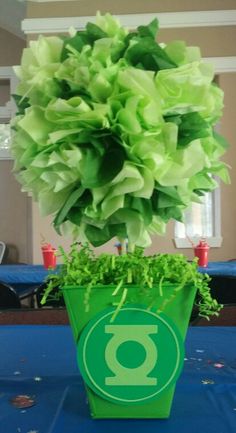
[31,206,73,263]
[216,73,236,260]
[4,0,236,263]
[0,26,27,263]
[0,161,31,263]
[160,27,236,57]
[0,27,25,66]
[0,80,10,106]
[27,0,236,16]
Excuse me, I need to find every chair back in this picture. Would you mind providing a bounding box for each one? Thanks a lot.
[0,281,21,309]
[36,283,65,308]
[0,241,6,264]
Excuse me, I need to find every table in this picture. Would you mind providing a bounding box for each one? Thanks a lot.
[0,264,50,285]
[0,325,235,433]
[199,261,236,277]
[0,265,54,297]
[1,261,236,304]
[1,261,236,286]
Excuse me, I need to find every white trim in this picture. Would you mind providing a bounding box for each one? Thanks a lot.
[204,57,236,73]
[22,10,236,34]
[0,149,12,160]
[213,186,221,238]
[174,236,222,249]
[0,102,12,118]
[0,66,15,80]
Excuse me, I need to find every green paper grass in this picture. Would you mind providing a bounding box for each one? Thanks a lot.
[41,242,222,320]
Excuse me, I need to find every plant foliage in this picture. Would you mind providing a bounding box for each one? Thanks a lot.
[11,13,229,248]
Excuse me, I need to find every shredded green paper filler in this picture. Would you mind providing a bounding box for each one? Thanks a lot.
[42,243,222,319]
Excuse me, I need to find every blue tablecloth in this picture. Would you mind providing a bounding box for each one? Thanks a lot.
[0,265,57,296]
[199,261,236,277]
[1,261,236,285]
[0,325,235,433]
[1,261,236,299]
[0,265,51,285]
[1,262,236,286]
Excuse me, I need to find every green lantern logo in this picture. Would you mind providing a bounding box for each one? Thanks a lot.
[77,305,184,405]
[105,324,158,386]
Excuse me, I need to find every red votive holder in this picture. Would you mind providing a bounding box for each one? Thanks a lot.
[194,240,209,267]
[41,244,57,269]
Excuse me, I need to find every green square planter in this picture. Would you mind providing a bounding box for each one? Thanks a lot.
[62,283,197,419]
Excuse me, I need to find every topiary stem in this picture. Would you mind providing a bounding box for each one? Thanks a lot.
[127,241,135,253]
[120,238,127,255]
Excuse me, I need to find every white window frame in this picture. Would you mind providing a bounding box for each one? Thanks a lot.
[0,66,17,160]
[0,67,17,118]
[174,104,223,249]
[174,183,222,248]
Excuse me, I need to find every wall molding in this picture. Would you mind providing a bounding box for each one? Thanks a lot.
[204,57,236,73]
[174,236,223,249]
[3,59,234,81]
[0,149,11,160]
[22,9,236,34]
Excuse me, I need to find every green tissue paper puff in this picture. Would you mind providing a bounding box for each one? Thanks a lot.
[11,12,230,248]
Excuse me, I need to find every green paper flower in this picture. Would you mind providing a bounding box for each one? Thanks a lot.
[11,13,229,248]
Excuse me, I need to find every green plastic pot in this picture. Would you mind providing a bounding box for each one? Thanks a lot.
[62,283,197,419]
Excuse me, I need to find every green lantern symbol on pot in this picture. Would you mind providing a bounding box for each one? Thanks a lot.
[105,324,158,386]
[77,305,184,404]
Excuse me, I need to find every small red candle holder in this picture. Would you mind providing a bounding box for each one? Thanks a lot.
[194,239,209,267]
[41,243,57,269]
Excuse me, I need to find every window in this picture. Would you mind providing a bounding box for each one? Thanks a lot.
[0,123,11,159]
[174,185,222,248]
[0,66,17,160]
[0,67,17,118]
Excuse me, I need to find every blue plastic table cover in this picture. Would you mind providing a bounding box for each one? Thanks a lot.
[198,261,236,277]
[0,325,235,433]
[0,265,52,285]
[1,261,236,286]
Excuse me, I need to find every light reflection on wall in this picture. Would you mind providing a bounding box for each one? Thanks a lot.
[0,124,10,150]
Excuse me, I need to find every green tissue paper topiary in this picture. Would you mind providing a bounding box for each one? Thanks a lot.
[11,12,229,248]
